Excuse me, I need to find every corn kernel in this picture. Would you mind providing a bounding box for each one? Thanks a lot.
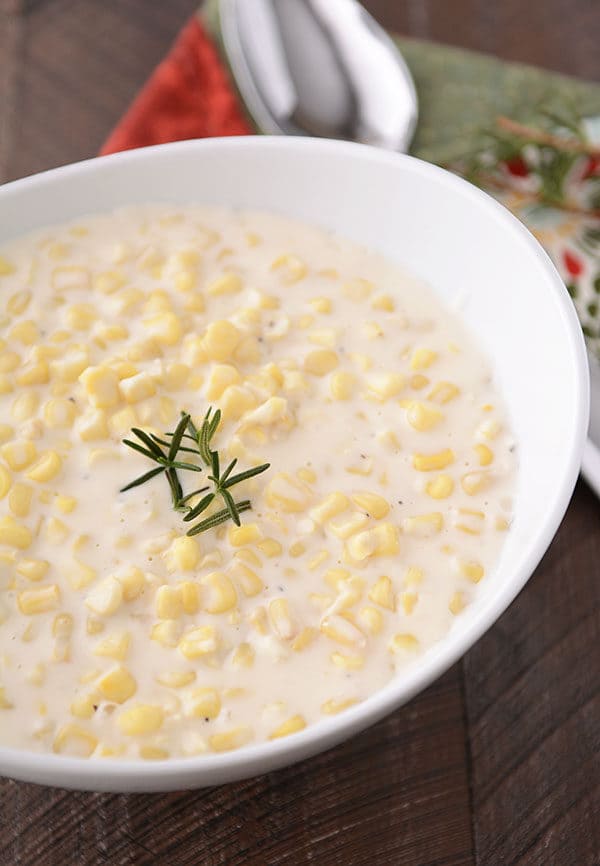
[45,516,69,545]
[400,592,418,615]
[85,576,123,616]
[230,562,264,597]
[351,492,390,520]
[328,370,355,401]
[97,666,137,703]
[11,391,39,423]
[231,642,255,668]
[321,698,357,715]
[389,633,419,653]
[0,425,13,444]
[406,401,444,431]
[0,515,32,549]
[16,360,49,387]
[321,614,365,647]
[228,523,261,547]
[151,619,182,648]
[0,255,15,276]
[70,695,97,720]
[17,558,49,582]
[7,289,32,315]
[460,561,485,583]
[201,572,237,614]
[118,371,156,404]
[178,625,218,659]
[209,726,252,752]
[2,440,37,471]
[94,632,131,661]
[474,443,494,466]
[304,349,338,376]
[358,605,384,634]
[368,575,395,610]
[53,724,97,757]
[174,270,196,293]
[265,472,312,513]
[25,451,62,483]
[449,592,466,615]
[425,474,454,499]
[257,538,282,558]
[342,278,372,300]
[268,597,295,639]
[402,512,444,536]
[410,348,437,370]
[269,714,306,739]
[156,671,196,688]
[412,449,455,472]
[43,398,76,428]
[220,385,258,421]
[310,492,350,525]
[271,253,307,284]
[118,704,164,735]
[187,687,221,719]
[201,320,241,362]
[331,651,364,670]
[18,584,60,614]
[207,271,243,296]
[0,465,10,500]
[454,508,485,535]
[427,381,460,404]
[79,366,120,409]
[403,566,423,587]
[368,373,405,400]
[310,296,332,313]
[291,626,318,652]
[461,471,492,495]
[155,585,183,619]
[167,535,201,572]
[371,292,395,312]
[8,482,32,518]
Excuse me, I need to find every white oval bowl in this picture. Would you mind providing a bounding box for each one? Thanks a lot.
[0,137,588,792]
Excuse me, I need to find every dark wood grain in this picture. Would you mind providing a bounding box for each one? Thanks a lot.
[0,2,599,865]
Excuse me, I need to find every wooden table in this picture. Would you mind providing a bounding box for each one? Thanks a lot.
[0,2,599,863]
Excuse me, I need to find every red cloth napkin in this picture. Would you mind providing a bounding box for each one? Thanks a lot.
[100,16,251,155]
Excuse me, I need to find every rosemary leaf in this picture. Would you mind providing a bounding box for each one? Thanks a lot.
[119,465,165,492]
[187,501,252,536]
[222,463,270,489]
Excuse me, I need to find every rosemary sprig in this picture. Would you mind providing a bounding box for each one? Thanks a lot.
[120,406,270,536]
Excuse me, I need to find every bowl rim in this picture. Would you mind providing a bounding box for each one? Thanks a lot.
[0,135,589,791]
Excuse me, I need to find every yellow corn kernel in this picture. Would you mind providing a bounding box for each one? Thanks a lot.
[79,366,120,409]
[368,373,405,401]
[365,323,384,339]
[65,303,95,330]
[230,642,255,669]
[8,483,32,518]
[0,515,32,549]
[70,694,97,720]
[150,619,182,648]
[0,351,20,373]
[271,253,307,284]
[2,440,37,471]
[461,471,492,495]
[141,311,181,346]
[257,538,282,558]
[322,698,357,715]
[406,401,444,432]
[331,650,365,670]
[368,575,395,610]
[207,271,243,296]
[118,566,145,601]
[11,391,39,423]
[322,567,351,592]
[358,605,384,635]
[65,559,96,590]
[289,541,306,558]
[43,398,76,428]
[0,424,13,444]
[18,584,60,614]
[309,296,332,314]
[0,255,15,276]
[328,512,369,540]
[108,406,137,438]
[53,724,98,757]
[17,558,49,582]
[118,372,156,404]
[118,704,164,735]
[177,581,199,615]
[0,375,13,396]
[85,576,123,616]
[327,370,354,402]
[201,320,241,362]
[461,561,485,583]
[48,345,90,382]
[219,385,257,422]
[156,671,196,689]
[268,597,295,639]
[342,278,373,300]
[16,360,49,387]
[209,726,252,752]
[290,626,317,652]
[474,443,494,466]
[371,292,395,312]
[351,492,390,520]
[95,323,129,343]
[230,562,264,597]
[269,714,306,739]
[402,566,423,588]
[410,348,437,371]
[455,508,485,535]
[78,408,111,442]
[25,451,62,484]
[412,449,455,472]
[477,419,501,440]
[389,633,419,653]
[449,591,466,615]
[178,625,218,659]
[174,270,196,293]
[265,472,312,513]
[187,687,221,720]
[345,529,377,562]
[372,523,399,556]
[44,516,68,545]
[310,492,350,525]
[304,349,338,377]
[427,381,460,404]
[321,614,365,647]
[399,592,417,615]
[426,474,454,500]
[403,512,444,537]
[409,373,429,390]
[94,268,125,293]
[0,465,10,500]
[97,666,137,703]
[94,631,131,661]
[167,535,201,572]
[205,364,240,401]
[155,585,183,619]
[228,523,261,547]
[7,289,32,315]
[201,572,237,614]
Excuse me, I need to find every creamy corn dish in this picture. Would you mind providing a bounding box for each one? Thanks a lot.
[0,205,516,760]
